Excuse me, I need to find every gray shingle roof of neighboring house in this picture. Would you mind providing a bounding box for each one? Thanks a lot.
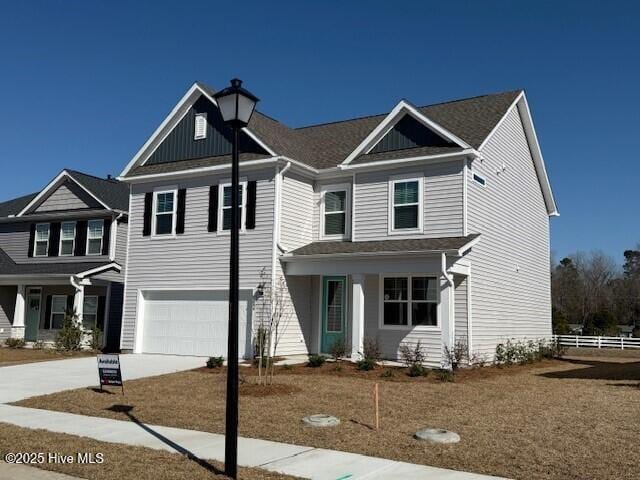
[0,170,130,219]
[129,84,520,175]
[285,234,481,258]
[0,246,111,276]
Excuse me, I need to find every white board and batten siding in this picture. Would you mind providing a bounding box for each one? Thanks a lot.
[120,168,275,354]
[354,161,464,241]
[467,105,552,362]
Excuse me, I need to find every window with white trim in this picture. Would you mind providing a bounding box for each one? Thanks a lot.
[50,295,67,330]
[153,190,176,236]
[194,113,207,140]
[389,177,423,232]
[381,275,438,328]
[59,221,76,256]
[34,223,50,257]
[219,181,247,231]
[320,184,350,239]
[82,295,98,330]
[86,219,104,255]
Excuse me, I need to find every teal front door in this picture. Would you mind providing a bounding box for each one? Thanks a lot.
[321,276,346,354]
[25,289,41,342]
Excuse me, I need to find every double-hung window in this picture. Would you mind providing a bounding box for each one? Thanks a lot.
[82,295,99,330]
[321,184,350,239]
[153,190,176,236]
[50,295,67,330]
[389,176,423,233]
[86,219,104,255]
[219,181,247,232]
[59,221,76,256]
[381,275,438,328]
[34,223,50,257]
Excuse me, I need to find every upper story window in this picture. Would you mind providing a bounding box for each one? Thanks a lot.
[380,275,438,329]
[34,223,50,257]
[194,113,207,140]
[219,181,247,232]
[59,221,76,256]
[389,176,423,234]
[153,190,176,236]
[320,184,351,240]
[86,219,104,255]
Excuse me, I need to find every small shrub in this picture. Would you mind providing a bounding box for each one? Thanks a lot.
[89,327,103,351]
[307,354,325,368]
[435,369,454,382]
[380,368,395,378]
[55,310,82,351]
[469,352,487,367]
[444,341,468,370]
[206,356,224,369]
[253,355,270,368]
[333,364,343,372]
[329,338,347,362]
[32,340,46,350]
[407,363,428,377]
[4,337,26,349]
[495,338,564,366]
[282,363,292,371]
[356,358,376,371]
[362,336,382,362]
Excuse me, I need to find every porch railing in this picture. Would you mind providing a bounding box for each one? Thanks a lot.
[553,335,640,350]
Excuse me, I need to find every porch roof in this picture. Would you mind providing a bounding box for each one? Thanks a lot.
[283,234,480,260]
[0,247,115,277]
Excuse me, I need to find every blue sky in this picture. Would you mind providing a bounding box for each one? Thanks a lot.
[0,1,638,263]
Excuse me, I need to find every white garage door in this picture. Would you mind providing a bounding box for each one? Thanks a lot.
[141,290,251,358]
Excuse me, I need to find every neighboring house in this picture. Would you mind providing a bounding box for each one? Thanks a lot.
[0,170,129,351]
[117,82,557,366]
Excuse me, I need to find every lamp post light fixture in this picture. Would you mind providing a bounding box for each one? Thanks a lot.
[213,78,259,480]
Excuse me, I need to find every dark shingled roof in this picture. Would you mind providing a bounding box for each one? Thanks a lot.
[286,234,480,257]
[128,84,521,175]
[129,152,271,177]
[0,247,111,276]
[0,170,129,219]
[0,193,38,218]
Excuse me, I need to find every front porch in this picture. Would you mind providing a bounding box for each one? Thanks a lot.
[281,237,476,368]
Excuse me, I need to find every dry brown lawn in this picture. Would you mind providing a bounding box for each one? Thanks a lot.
[0,422,296,480]
[0,347,93,366]
[15,357,640,480]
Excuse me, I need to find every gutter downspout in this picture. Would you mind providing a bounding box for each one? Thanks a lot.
[70,275,85,330]
[270,160,291,319]
[110,212,125,262]
[441,252,455,369]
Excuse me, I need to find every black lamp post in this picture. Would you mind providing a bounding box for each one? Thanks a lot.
[213,78,259,480]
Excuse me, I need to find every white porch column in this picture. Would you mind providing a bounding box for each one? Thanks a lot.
[351,274,365,360]
[440,276,455,367]
[12,285,26,339]
[72,280,85,327]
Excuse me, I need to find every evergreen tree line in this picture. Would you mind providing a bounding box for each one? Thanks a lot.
[551,245,640,336]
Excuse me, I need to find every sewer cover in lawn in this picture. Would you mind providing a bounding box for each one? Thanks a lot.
[302,414,340,427]
[414,428,460,443]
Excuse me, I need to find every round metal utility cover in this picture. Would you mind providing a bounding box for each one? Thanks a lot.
[414,428,460,444]
[302,414,340,427]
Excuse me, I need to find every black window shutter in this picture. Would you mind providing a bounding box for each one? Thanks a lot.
[143,192,153,236]
[44,295,52,329]
[97,296,106,331]
[66,295,74,315]
[208,186,218,232]
[75,220,87,256]
[102,219,112,256]
[48,222,61,257]
[176,189,186,234]
[246,181,257,230]
[27,224,36,257]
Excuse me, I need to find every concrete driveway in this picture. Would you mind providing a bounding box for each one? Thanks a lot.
[0,354,204,403]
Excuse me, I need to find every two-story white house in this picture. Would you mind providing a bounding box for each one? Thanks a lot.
[117,82,557,366]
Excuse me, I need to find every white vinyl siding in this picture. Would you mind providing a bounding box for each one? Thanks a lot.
[466,105,552,361]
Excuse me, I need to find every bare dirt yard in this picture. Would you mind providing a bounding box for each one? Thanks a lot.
[0,347,93,366]
[15,356,640,480]
[0,422,296,480]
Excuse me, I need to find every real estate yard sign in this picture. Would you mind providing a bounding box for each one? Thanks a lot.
[97,354,124,394]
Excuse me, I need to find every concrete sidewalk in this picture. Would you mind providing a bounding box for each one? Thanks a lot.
[0,354,204,403]
[0,404,506,480]
[0,462,81,480]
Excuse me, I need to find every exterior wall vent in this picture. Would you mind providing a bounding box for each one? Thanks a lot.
[194,113,207,140]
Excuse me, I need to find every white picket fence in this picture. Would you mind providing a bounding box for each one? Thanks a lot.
[553,335,640,350]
